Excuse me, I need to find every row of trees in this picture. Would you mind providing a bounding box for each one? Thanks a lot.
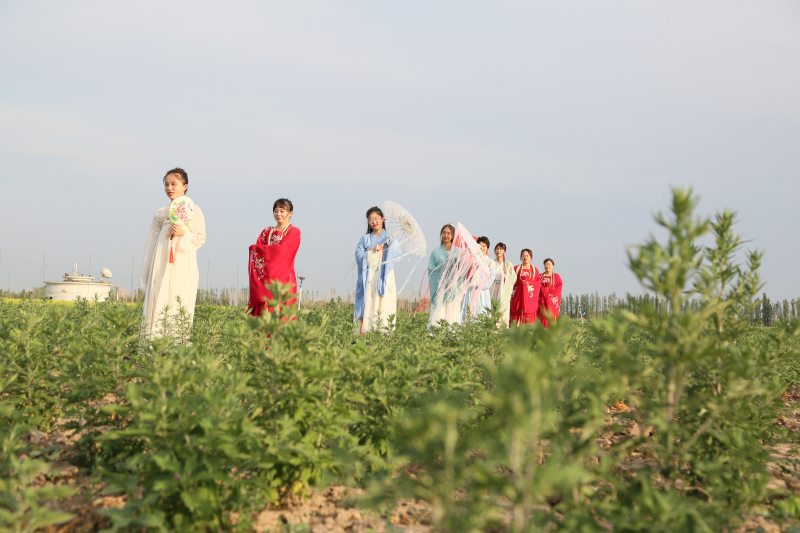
[3,286,799,327]
[560,291,800,326]
[0,287,46,299]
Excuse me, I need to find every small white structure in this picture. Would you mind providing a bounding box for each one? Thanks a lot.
[45,264,113,302]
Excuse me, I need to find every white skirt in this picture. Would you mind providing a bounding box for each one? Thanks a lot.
[428,299,461,328]
[358,251,397,334]
[143,228,200,338]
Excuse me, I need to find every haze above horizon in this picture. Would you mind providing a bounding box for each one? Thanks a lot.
[1,1,798,298]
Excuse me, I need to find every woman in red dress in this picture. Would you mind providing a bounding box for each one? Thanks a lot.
[248,198,301,317]
[538,258,562,329]
[509,249,541,326]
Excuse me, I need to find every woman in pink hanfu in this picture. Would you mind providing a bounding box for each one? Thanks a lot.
[538,258,562,329]
[509,248,541,326]
[248,198,301,318]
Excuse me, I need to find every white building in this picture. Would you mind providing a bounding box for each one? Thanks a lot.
[45,264,113,302]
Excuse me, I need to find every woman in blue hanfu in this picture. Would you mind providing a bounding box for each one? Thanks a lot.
[354,206,403,335]
[427,223,463,328]
[461,236,497,322]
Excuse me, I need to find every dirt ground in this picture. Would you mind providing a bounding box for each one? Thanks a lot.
[19,392,800,532]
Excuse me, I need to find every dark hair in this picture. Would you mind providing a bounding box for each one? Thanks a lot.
[365,206,386,234]
[163,167,188,192]
[495,242,507,252]
[477,236,490,248]
[273,198,294,212]
[543,258,555,267]
[520,248,533,261]
[439,224,455,246]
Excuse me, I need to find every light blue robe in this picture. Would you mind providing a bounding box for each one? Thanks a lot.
[428,245,462,307]
[354,232,402,321]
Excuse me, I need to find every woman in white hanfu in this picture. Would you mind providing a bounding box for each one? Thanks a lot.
[139,168,206,337]
[354,206,402,335]
[461,236,497,322]
[489,242,516,326]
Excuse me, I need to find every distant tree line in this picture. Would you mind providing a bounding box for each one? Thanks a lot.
[561,292,800,326]
[0,287,46,299]
[3,286,799,327]
[196,288,247,307]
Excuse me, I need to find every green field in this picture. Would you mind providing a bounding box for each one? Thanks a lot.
[3,190,800,533]
[0,299,139,307]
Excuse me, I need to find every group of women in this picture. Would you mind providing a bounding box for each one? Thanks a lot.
[350,209,563,334]
[139,169,561,337]
[425,223,563,330]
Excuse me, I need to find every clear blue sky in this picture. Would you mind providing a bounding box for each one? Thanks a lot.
[1,1,798,299]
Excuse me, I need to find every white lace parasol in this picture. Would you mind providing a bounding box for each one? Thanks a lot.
[382,200,427,256]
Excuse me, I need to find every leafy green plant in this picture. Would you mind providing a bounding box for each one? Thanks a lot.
[0,371,74,533]
[578,189,790,531]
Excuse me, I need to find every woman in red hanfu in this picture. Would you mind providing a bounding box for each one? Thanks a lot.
[509,249,541,326]
[248,198,301,317]
[538,258,562,329]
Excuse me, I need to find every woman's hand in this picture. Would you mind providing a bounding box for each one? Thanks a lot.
[171,224,187,237]
[503,265,508,274]
[373,244,384,253]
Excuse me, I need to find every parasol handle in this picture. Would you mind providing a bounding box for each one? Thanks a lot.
[368,229,401,251]
[379,229,402,247]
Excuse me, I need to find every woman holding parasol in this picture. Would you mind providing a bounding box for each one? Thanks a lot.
[139,167,206,338]
[354,206,403,334]
[248,198,301,317]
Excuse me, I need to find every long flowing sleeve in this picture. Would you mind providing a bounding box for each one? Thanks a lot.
[555,273,563,292]
[502,260,517,305]
[427,249,441,276]
[177,205,206,253]
[483,258,497,288]
[355,236,368,264]
[354,235,369,319]
[138,210,164,288]
[428,247,445,302]
[383,237,403,273]
[377,237,402,297]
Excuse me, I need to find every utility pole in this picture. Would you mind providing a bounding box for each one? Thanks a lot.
[88,253,92,277]
[298,276,305,309]
[42,252,45,284]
